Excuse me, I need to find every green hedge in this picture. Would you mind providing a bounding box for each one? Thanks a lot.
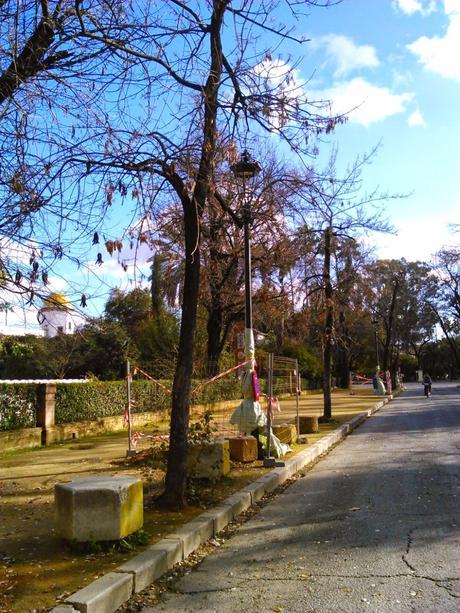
[0,384,37,431]
[0,375,319,430]
[54,378,244,424]
[0,376,277,429]
[54,381,171,424]
[190,377,243,405]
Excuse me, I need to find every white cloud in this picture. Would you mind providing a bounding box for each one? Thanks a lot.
[312,34,379,77]
[85,256,151,285]
[444,0,460,16]
[0,288,42,334]
[0,237,37,266]
[317,78,414,126]
[253,58,303,91]
[408,110,426,126]
[372,214,459,262]
[407,4,460,80]
[392,0,436,15]
[252,59,305,131]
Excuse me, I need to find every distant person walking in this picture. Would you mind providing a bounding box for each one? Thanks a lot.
[423,373,432,397]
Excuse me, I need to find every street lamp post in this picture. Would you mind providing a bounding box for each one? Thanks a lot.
[231,151,260,334]
[229,150,267,458]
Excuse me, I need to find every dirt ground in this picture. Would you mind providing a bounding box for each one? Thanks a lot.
[0,388,381,612]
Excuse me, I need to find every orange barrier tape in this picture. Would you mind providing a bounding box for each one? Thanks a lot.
[131,367,172,392]
[192,359,252,395]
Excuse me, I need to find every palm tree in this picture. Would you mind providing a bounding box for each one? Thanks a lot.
[0,301,14,327]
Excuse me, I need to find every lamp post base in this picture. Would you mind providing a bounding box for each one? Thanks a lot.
[263,457,285,468]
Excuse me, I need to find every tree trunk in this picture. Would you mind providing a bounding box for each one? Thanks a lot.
[206,300,223,376]
[159,201,200,509]
[383,278,400,370]
[322,226,333,420]
[160,2,225,509]
[335,345,350,389]
[150,253,164,317]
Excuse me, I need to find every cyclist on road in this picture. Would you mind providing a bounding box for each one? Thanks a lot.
[423,373,432,397]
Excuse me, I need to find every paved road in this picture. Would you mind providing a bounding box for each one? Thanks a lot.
[143,383,460,613]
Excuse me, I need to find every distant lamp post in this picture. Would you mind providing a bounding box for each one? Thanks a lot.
[229,150,268,458]
[371,318,380,371]
[371,318,385,395]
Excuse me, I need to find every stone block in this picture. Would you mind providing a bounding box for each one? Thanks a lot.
[242,479,267,503]
[227,436,257,462]
[258,472,282,493]
[222,491,252,517]
[197,505,234,535]
[187,439,230,479]
[66,571,132,613]
[150,538,183,566]
[168,515,214,559]
[298,415,319,434]
[55,476,143,542]
[116,548,168,593]
[272,423,297,444]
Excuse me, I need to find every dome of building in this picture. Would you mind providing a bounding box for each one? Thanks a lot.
[42,292,71,310]
[38,292,85,338]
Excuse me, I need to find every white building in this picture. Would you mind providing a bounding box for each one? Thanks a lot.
[37,293,86,338]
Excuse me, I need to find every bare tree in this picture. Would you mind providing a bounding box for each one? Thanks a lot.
[2,1,346,508]
[152,150,300,376]
[431,246,460,372]
[288,148,395,420]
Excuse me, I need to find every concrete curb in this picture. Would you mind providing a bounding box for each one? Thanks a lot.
[53,395,393,613]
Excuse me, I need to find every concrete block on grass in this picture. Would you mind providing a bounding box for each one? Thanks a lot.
[298,415,319,434]
[258,472,282,494]
[272,423,297,444]
[300,447,317,463]
[349,414,366,429]
[55,476,143,542]
[66,572,133,613]
[285,455,304,474]
[187,439,230,479]
[227,436,258,462]
[272,465,292,482]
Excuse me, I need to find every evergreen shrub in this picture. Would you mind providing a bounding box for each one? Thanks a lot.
[55,378,243,424]
[0,384,37,431]
[54,380,171,424]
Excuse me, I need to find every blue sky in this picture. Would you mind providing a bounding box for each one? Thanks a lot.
[301,0,460,260]
[2,0,459,333]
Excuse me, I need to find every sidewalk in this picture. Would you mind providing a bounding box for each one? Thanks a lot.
[44,392,394,613]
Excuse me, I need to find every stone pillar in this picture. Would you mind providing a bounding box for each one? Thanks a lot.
[299,415,319,434]
[37,383,56,445]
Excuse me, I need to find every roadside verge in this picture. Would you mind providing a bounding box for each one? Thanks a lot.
[52,395,393,613]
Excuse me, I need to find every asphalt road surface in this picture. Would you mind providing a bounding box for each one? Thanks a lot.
[143,382,460,613]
